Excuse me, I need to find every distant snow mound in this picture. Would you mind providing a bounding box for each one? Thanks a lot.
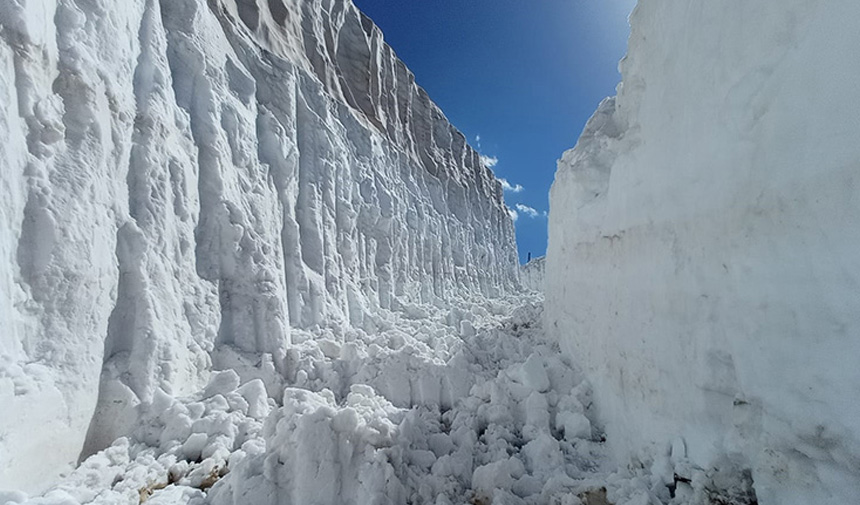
[0,0,518,492]
[520,256,545,293]
[547,1,860,503]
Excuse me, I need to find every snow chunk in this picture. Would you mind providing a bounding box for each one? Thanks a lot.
[520,353,550,393]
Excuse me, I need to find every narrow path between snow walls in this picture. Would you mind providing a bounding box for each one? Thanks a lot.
[547,1,860,504]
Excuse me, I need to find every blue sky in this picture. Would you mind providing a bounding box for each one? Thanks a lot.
[352,0,636,263]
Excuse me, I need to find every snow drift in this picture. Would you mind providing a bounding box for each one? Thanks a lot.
[0,0,518,492]
[547,1,860,503]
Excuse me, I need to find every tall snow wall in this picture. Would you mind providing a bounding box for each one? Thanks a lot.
[0,0,518,492]
[547,1,860,503]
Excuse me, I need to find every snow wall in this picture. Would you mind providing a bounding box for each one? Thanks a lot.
[547,1,860,503]
[0,0,518,492]
[520,256,545,293]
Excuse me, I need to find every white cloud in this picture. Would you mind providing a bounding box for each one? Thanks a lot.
[506,207,519,222]
[480,154,498,169]
[515,203,540,218]
[499,178,524,193]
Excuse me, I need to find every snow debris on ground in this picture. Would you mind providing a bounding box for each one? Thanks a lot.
[8,295,757,505]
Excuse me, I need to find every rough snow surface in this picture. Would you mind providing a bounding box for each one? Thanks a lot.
[547,1,860,503]
[9,298,582,504]
[0,0,518,493]
[6,297,759,505]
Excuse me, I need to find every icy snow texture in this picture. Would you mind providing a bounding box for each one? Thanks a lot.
[0,0,518,492]
[547,1,860,503]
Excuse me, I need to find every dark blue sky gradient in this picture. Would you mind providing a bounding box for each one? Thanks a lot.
[352,0,635,263]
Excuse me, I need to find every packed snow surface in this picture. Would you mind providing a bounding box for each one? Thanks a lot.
[547,1,860,503]
[0,0,519,493]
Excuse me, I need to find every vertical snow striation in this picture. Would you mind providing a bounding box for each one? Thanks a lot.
[547,1,860,503]
[1,0,146,490]
[0,0,518,492]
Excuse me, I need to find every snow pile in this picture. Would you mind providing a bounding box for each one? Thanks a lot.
[9,297,641,505]
[17,295,775,505]
[15,373,271,505]
[547,1,860,503]
[520,256,545,293]
[213,299,592,505]
[0,0,518,493]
